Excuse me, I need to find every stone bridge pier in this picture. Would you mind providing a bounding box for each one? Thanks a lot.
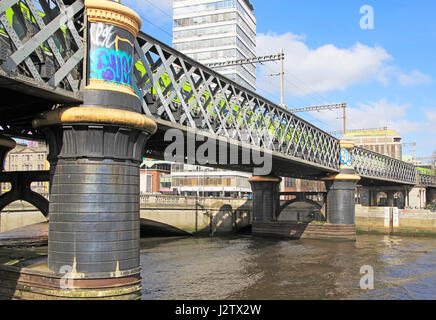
[323,140,361,225]
[22,0,156,300]
[248,176,281,223]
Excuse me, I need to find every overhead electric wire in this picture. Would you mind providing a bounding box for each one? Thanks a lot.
[143,0,173,20]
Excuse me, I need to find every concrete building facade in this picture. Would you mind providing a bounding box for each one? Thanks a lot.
[173,0,256,91]
[344,128,402,160]
[171,164,251,197]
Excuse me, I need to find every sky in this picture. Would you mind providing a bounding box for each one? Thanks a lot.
[124,0,436,159]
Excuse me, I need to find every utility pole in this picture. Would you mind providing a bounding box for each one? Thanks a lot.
[290,103,347,133]
[268,48,285,108]
[280,48,284,107]
[343,104,346,134]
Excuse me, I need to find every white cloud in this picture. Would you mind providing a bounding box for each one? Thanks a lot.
[397,70,432,86]
[256,32,392,96]
[425,109,436,122]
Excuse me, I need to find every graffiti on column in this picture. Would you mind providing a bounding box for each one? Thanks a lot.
[88,22,136,91]
[340,148,352,167]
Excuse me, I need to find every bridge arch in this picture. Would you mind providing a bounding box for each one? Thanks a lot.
[0,171,49,217]
[278,199,325,222]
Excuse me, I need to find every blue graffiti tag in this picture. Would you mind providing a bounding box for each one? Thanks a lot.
[90,47,133,87]
[340,148,352,167]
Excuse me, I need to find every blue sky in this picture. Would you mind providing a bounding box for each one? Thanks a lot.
[124,0,436,159]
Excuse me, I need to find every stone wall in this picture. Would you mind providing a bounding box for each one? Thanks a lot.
[355,204,436,235]
[0,201,47,232]
[139,196,252,235]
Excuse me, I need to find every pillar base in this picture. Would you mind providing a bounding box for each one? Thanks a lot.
[0,257,141,300]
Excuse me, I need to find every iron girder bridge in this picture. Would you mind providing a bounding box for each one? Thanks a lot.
[0,0,433,188]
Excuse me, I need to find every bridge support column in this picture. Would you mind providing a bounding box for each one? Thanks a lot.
[323,140,360,230]
[18,0,155,300]
[248,176,281,222]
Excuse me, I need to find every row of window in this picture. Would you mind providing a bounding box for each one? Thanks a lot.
[360,144,401,159]
[174,36,236,52]
[8,163,45,171]
[173,10,255,42]
[174,11,237,28]
[172,176,250,188]
[187,48,238,61]
[174,24,234,40]
[173,0,237,17]
[9,153,45,161]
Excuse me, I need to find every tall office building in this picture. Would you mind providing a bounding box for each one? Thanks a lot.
[173,0,257,91]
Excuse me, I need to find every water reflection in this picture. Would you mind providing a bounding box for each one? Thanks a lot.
[140,234,436,300]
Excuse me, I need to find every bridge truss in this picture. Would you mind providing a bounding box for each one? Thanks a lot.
[0,0,433,187]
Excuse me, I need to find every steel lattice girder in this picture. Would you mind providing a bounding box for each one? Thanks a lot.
[0,0,84,92]
[353,147,417,185]
[419,174,436,187]
[133,32,340,171]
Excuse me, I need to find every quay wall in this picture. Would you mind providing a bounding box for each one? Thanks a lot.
[355,204,436,236]
[1,196,436,237]
[138,195,252,235]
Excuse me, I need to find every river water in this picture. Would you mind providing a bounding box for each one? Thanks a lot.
[139,234,436,300]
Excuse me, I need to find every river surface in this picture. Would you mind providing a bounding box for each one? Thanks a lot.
[139,234,436,300]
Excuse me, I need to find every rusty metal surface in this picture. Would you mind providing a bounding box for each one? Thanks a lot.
[0,258,142,300]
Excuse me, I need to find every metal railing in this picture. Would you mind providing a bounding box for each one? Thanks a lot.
[353,147,417,184]
[418,173,436,187]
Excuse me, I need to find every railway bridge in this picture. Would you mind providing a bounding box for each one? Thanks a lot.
[0,0,435,299]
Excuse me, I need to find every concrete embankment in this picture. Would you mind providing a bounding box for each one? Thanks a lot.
[0,201,47,233]
[355,204,436,236]
[1,198,436,241]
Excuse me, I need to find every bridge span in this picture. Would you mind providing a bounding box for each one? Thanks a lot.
[0,0,434,299]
